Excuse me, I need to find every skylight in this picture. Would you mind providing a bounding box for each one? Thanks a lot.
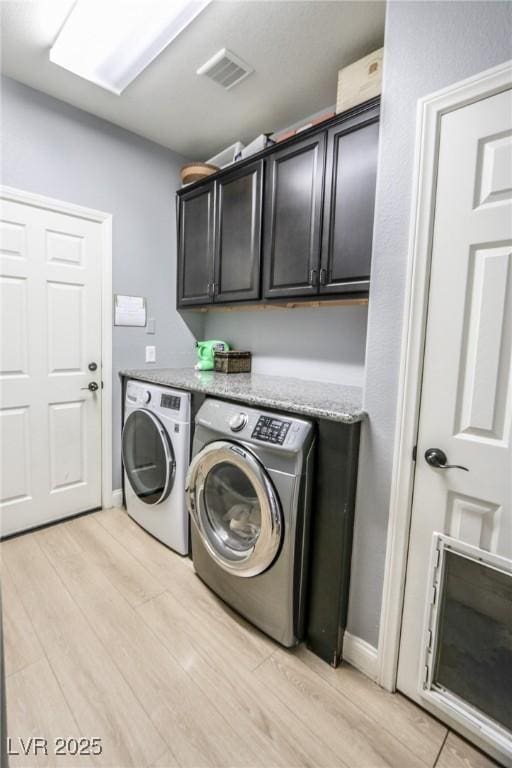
[50,0,211,95]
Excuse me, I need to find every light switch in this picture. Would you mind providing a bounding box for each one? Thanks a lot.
[146,317,155,334]
[145,345,156,363]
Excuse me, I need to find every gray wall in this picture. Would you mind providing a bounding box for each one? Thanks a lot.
[204,305,367,386]
[1,76,199,490]
[347,0,512,646]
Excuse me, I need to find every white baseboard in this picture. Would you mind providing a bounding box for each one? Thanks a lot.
[343,632,379,681]
[110,488,124,508]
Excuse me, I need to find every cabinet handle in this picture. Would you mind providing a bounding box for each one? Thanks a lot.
[309,269,317,287]
[319,268,327,286]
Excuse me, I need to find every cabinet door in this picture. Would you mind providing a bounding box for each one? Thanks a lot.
[263,134,326,299]
[177,183,214,307]
[214,161,262,303]
[320,119,379,294]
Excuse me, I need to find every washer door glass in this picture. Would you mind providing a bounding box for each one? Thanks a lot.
[186,441,282,577]
[122,410,175,505]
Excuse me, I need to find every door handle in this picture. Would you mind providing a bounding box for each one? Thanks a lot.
[81,382,99,392]
[424,448,468,471]
[309,269,317,287]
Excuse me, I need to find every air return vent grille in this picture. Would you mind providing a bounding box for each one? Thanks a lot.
[197,48,253,90]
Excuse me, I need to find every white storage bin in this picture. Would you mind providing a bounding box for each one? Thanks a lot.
[206,142,245,168]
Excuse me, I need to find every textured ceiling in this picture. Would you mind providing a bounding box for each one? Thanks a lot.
[0,1,385,158]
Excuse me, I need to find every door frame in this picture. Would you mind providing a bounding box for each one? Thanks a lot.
[0,185,114,511]
[376,60,512,691]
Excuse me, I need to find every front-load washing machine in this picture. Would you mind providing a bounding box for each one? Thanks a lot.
[185,398,315,646]
[122,379,191,554]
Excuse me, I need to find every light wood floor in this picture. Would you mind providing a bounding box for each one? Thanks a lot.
[1,508,499,768]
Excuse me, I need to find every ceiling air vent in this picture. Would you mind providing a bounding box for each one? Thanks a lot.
[197,48,253,90]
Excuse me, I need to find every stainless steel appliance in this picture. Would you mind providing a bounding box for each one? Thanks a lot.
[186,398,315,646]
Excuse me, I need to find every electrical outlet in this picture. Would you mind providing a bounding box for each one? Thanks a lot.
[145,345,156,363]
[146,317,155,334]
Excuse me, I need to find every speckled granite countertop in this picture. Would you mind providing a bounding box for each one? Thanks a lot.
[121,368,366,424]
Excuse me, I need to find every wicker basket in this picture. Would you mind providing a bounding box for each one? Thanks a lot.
[180,162,219,185]
[214,350,252,374]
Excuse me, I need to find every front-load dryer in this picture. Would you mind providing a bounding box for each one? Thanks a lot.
[122,379,191,554]
[185,398,315,646]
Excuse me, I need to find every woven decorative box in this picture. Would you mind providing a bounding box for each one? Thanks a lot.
[214,350,252,374]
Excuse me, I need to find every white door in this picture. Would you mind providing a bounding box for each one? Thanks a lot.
[398,89,512,759]
[0,195,103,536]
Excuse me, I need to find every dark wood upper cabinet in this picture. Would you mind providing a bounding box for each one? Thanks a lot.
[214,160,263,303]
[176,98,380,309]
[263,133,326,299]
[320,113,379,294]
[177,183,214,307]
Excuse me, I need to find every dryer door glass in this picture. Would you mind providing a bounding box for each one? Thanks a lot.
[122,410,175,505]
[187,441,282,577]
[204,462,262,551]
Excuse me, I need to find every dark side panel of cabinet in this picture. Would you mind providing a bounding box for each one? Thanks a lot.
[307,419,361,667]
[263,134,326,299]
[214,161,262,303]
[320,118,379,294]
[177,184,214,307]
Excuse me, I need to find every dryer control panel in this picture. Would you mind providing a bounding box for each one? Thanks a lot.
[252,416,291,445]
[160,393,181,411]
[195,399,312,454]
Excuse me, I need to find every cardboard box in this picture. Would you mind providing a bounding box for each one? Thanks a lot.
[336,47,384,114]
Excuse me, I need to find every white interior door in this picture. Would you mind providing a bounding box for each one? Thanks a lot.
[397,88,512,760]
[0,195,103,536]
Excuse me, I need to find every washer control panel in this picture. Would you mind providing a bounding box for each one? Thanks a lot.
[252,416,291,445]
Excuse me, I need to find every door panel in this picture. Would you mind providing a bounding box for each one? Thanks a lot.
[177,183,214,306]
[0,406,31,505]
[475,129,512,206]
[0,197,103,536]
[49,401,86,491]
[47,281,84,373]
[263,134,326,298]
[46,229,84,265]
[398,88,512,759]
[214,161,262,303]
[320,118,379,293]
[454,244,511,441]
[0,276,28,376]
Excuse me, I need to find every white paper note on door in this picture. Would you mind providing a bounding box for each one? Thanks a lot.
[114,295,146,326]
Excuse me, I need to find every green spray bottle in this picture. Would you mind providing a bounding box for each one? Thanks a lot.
[195,340,230,371]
